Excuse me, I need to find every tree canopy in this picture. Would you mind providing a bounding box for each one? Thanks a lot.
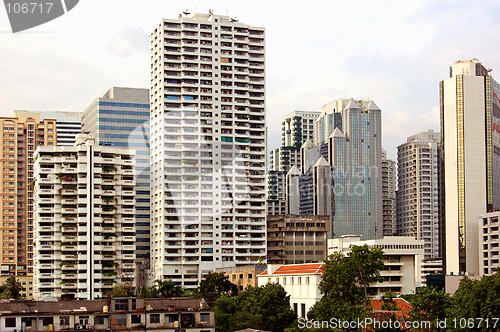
[0,276,24,300]
[308,244,384,323]
[197,272,238,304]
[215,283,296,332]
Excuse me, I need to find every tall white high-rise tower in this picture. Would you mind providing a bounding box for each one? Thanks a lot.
[150,13,266,286]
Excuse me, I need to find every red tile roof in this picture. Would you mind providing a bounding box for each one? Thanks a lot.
[370,298,413,317]
[259,263,325,276]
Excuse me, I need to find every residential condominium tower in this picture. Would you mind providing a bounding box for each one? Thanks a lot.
[0,113,57,277]
[397,130,440,259]
[82,87,151,259]
[32,134,136,299]
[14,110,82,145]
[382,150,397,236]
[150,13,266,286]
[440,59,500,275]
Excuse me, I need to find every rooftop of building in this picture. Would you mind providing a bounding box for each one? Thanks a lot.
[0,298,209,316]
[259,263,325,276]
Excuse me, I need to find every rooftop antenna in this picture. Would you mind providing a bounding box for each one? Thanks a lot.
[230,17,238,22]
[183,9,190,16]
[209,9,213,16]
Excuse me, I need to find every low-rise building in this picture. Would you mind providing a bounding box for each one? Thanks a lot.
[479,211,500,276]
[257,263,324,318]
[215,265,266,291]
[0,297,214,332]
[267,215,329,264]
[328,236,425,296]
[420,258,443,285]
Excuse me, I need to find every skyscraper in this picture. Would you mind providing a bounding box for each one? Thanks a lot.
[381,150,397,236]
[82,87,151,260]
[14,110,82,145]
[0,113,56,277]
[397,130,440,259]
[440,59,500,275]
[150,13,266,286]
[320,99,382,240]
[33,134,136,299]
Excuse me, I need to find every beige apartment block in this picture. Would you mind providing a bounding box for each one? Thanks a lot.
[267,215,329,264]
[0,114,56,278]
[215,264,266,291]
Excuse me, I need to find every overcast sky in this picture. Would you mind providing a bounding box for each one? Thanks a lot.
[1,0,499,159]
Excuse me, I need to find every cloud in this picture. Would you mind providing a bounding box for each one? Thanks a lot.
[105,26,149,58]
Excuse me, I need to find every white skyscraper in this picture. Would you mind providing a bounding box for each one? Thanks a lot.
[397,130,440,259]
[440,59,500,275]
[150,13,266,286]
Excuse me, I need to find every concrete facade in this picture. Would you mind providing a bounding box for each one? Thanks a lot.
[397,130,440,259]
[267,215,329,264]
[150,13,266,287]
[328,235,424,296]
[82,87,151,260]
[479,211,500,276]
[33,134,136,299]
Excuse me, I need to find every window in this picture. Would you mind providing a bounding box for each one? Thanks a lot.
[5,318,16,327]
[79,316,89,325]
[166,314,178,323]
[239,274,243,279]
[131,314,141,324]
[42,317,54,326]
[200,313,210,323]
[95,316,106,325]
[150,314,160,324]
[59,316,70,326]
[115,299,128,311]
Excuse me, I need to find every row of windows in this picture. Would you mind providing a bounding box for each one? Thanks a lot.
[98,101,150,109]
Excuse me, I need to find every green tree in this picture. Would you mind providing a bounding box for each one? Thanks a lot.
[153,279,185,297]
[380,291,398,311]
[308,244,384,324]
[197,272,238,303]
[406,286,451,330]
[448,271,500,331]
[1,276,25,299]
[110,282,136,297]
[215,283,296,332]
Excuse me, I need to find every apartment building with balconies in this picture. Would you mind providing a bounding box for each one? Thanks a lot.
[397,130,440,259]
[150,12,266,287]
[32,134,136,299]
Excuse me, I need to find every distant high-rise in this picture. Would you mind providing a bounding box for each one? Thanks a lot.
[440,59,500,275]
[0,113,57,277]
[14,110,82,145]
[397,130,440,259]
[321,99,382,240]
[282,110,319,147]
[82,87,150,259]
[270,111,320,172]
[381,150,397,236]
[150,13,266,286]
